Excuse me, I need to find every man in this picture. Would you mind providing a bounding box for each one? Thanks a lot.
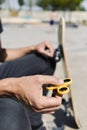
[0,19,63,130]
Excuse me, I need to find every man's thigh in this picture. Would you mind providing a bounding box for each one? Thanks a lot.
[0,53,55,79]
[0,97,32,130]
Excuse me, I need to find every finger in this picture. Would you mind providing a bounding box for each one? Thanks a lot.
[42,96,62,108]
[38,75,63,86]
[38,42,54,57]
[32,105,60,113]
[41,50,53,57]
[45,42,54,51]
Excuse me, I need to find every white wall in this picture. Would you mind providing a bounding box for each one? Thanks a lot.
[1,10,87,23]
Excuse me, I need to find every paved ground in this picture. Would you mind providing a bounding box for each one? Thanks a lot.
[1,23,87,130]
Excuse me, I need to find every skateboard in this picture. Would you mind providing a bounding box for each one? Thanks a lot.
[54,17,81,129]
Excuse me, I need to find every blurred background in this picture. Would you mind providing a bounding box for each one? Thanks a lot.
[0,0,87,24]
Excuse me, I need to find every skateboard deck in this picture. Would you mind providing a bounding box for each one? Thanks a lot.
[54,17,81,129]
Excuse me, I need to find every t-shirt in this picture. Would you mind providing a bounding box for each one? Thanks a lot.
[0,19,3,34]
[0,19,3,50]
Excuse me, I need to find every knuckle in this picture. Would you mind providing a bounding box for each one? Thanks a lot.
[52,76,59,84]
[44,41,48,44]
[54,76,63,85]
[35,75,42,83]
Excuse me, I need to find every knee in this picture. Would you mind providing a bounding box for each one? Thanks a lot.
[0,97,31,130]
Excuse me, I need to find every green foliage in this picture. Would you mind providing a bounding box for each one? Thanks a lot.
[0,0,5,10]
[0,0,5,5]
[18,0,24,6]
[37,0,51,10]
[37,0,83,10]
[29,0,33,7]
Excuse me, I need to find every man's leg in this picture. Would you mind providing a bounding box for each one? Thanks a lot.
[0,97,32,130]
[0,52,56,130]
[0,52,56,79]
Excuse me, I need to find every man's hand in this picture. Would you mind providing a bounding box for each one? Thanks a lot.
[0,75,63,113]
[14,75,63,113]
[34,41,54,57]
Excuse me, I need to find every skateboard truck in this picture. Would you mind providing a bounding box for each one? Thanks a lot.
[54,44,64,62]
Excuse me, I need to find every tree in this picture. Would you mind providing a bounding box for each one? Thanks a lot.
[18,0,24,10]
[18,0,24,6]
[29,0,33,11]
[37,0,51,10]
[0,0,5,10]
[0,0,5,4]
[37,0,84,11]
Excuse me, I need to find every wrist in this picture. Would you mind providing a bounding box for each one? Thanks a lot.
[0,78,17,96]
[30,45,36,52]
[26,45,36,53]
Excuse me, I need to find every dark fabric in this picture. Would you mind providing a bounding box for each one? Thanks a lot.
[0,97,32,130]
[0,52,56,130]
[0,19,3,33]
[49,20,56,25]
[0,52,56,79]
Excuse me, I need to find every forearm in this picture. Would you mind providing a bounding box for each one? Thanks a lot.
[3,45,35,61]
